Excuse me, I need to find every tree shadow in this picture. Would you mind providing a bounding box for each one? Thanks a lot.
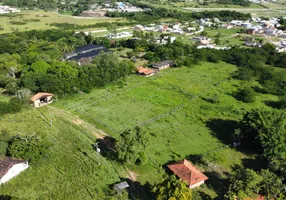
[242,156,268,171]
[206,119,239,145]
[203,171,229,200]
[110,178,155,200]
[0,195,12,200]
[263,100,280,109]
[94,136,117,161]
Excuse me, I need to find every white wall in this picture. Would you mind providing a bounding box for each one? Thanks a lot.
[189,180,205,189]
[0,162,29,185]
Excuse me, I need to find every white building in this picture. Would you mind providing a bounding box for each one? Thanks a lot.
[0,157,29,185]
[0,6,21,14]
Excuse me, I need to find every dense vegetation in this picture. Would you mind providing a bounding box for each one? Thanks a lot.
[0,30,134,97]
[217,0,250,7]
[0,11,285,197]
[107,4,251,23]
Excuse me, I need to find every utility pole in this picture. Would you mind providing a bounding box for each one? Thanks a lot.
[49,107,52,127]
[94,142,101,165]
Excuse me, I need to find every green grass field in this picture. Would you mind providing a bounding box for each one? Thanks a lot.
[0,62,280,199]
[0,94,10,102]
[0,108,125,199]
[0,10,125,33]
[52,61,279,198]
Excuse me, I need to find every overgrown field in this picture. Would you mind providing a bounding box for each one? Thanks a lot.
[55,62,279,198]
[0,10,125,33]
[0,108,124,199]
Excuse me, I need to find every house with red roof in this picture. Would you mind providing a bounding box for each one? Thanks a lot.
[0,157,29,185]
[30,92,54,108]
[167,159,208,189]
[136,66,157,77]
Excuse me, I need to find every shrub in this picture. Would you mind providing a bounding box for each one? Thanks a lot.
[8,135,49,163]
[235,87,256,103]
[0,141,8,156]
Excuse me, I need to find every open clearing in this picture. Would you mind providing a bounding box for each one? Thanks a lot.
[0,107,126,199]
[0,10,125,33]
[0,61,281,199]
[54,61,279,198]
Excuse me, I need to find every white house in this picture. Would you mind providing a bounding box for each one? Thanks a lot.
[0,157,29,185]
[30,92,54,108]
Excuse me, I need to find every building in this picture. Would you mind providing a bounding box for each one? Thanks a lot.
[67,44,111,65]
[136,66,157,77]
[0,157,29,185]
[0,6,21,14]
[134,25,145,31]
[30,92,54,108]
[113,181,129,192]
[152,60,173,70]
[82,10,106,17]
[168,159,208,189]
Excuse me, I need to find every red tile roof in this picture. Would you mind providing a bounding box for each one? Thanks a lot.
[137,66,156,75]
[167,159,208,187]
[244,195,265,200]
[30,92,54,102]
[0,157,25,178]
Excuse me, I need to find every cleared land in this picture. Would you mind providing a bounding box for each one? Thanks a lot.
[54,61,279,198]
[0,107,124,199]
[0,10,125,33]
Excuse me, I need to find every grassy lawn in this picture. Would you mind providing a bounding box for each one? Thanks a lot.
[54,61,279,198]
[0,107,124,199]
[0,94,10,102]
[148,1,265,9]
[0,10,125,33]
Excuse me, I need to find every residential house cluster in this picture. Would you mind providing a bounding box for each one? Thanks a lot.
[136,60,173,77]
[134,22,200,35]
[106,31,133,39]
[0,6,20,14]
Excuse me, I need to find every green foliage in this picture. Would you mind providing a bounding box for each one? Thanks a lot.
[116,127,149,164]
[225,167,263,199]
[217,0,250,7]
[0,140,8,156]
[278,94,286,108]
[7,135,49,163]
[235,87,256,103]
[153,175,193,200]
[0,97,22,117]
[259,169,284,199]
[240,109,286,175]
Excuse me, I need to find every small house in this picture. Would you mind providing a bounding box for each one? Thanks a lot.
[114,181,129,192]
[0,157,29,185]
[168,159,208,189]
[136,66,157,77]
[134,25,145,31]
[152,60,173,70]
[30,92,54,108]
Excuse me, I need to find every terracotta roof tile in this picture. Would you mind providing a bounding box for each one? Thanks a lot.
[30,92,54,102]
[137,67,156,75]
[167,159,208,187]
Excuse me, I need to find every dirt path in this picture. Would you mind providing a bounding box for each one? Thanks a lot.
[49,106,107,139]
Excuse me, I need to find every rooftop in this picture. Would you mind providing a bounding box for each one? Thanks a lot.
[69,49,111,61]
[167,159,208,187]
[30,92,54,102]
[74,44,106,54]
[137,66,156,75]
[0,157,25,178]
[153,60,173,67]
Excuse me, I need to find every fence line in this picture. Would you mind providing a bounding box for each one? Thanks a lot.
[118,77,230,133]
[66,69,175,111]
